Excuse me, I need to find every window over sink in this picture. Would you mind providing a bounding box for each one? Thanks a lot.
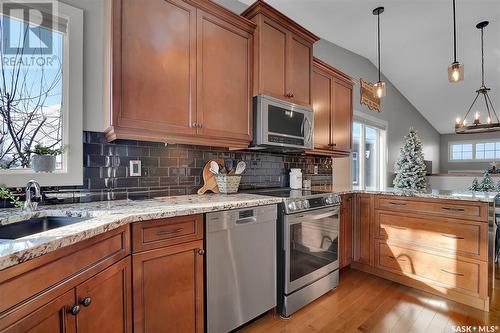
[0,1,83,187]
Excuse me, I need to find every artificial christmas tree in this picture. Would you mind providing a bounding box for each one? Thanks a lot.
[393,128,427,190]
[480,171,495,191]
[469,178,481,191]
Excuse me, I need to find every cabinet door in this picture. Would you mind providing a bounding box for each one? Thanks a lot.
[1,290,76,333]
[332,79,353,151]
[312,66,333,150]
[257,16,288,100]
[76,257,132,333]
[354,195,373,266]
[116,0,197,135]
[340,195,353,269]
[133,241,204,333]
[196,10,252,142]
[288,34,312,106]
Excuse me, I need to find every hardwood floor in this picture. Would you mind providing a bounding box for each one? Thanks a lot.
[238,268,500,333]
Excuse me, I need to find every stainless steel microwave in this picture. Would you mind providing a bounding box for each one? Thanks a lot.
[252,95,314,151]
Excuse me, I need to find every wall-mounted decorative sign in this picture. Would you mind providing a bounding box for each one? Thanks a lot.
[360,79,381,112]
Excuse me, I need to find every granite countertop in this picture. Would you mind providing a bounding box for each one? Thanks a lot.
[0,194,283,271]
[315,185,499,203]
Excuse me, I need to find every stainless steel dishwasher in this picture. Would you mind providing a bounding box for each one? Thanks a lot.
[206,204,277,333]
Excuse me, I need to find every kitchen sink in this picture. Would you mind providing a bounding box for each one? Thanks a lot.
[0,216,90,239]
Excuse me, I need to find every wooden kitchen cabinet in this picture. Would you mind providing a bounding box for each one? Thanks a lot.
[0,226,131,332]
[75,257,132,333]
[353,194,374,266]
[106,0,255,148]
[242,0,319,107]
[1,290,76,333]
[310,58,354,156]
[132,216,204,333]
[339,194,353,269]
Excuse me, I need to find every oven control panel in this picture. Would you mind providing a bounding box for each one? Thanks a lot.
[285,194,341,213]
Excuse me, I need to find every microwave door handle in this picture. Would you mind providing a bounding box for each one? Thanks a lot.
[305,117,312,144]
[301,117,305,136]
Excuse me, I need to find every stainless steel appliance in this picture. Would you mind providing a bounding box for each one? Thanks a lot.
[206,205,277,333]
[250,189,341,318]
[252,95,314,151]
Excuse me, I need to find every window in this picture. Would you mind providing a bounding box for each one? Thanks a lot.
[449,140,500,162]
[351,115,387,190]
[0,1,83,187]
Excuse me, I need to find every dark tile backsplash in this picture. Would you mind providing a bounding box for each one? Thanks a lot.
[1,131,333,208]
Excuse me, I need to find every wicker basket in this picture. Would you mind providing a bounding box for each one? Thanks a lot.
[215,174,242,194]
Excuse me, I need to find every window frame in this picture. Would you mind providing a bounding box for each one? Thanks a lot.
[351,111,387,190]
[448,139,500,163]
[0,2,83,187]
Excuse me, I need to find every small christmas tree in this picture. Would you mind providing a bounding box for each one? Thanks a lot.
[469,178,481,191]
[480,171,495,191]
[393,128,427,191]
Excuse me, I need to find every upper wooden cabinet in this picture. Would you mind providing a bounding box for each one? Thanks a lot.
[242,0,319,106]
[310,58,354,156]
[106,0,255,148]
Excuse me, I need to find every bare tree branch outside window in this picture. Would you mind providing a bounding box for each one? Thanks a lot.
[0,11,63,169]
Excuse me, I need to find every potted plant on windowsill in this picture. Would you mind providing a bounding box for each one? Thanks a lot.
[25,144,68,173]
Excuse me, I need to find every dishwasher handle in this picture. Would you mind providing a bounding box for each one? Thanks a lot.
[236,216,257,224]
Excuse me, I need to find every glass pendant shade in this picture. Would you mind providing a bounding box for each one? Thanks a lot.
[448,62,464,82]
[374,81,386,98]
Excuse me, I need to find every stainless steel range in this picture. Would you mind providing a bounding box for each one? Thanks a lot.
[250,189,341,318]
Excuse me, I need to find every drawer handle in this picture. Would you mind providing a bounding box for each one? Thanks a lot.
[440,269,464,277]
[441,233,465,240]
[156,228,184,236]
[441,207,465,212]
[69,305,80,316]
[388,202,407,206]
[389,225,407,230]
[80,297,92,307]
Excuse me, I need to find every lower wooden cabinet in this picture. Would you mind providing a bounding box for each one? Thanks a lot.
[132,216,204,333]
[339,194,353,269]
[75,257,132,333]
[353,194,373,266]
[1,289,76,333]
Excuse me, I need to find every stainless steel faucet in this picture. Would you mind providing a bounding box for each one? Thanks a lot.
[23,180,42,212]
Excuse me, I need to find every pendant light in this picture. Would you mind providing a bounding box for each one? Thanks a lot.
[455,21,499,134]
[373,7,385,99]
[448,0,464,82]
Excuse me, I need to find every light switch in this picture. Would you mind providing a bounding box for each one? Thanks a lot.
[129,160,141,176]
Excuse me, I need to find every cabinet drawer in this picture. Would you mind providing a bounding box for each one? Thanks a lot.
[377,242,482,295]
[376,211,486,260]
[132,215,203,252]
[376,196,487,221]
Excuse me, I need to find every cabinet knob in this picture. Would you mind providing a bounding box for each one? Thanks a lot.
[285,92,294,98]
[198,249,205,255]
[328,143,337,147]
[80,297,92,307]
[198,123,203,129]
[69,305,80,316]
[191,123,198,128]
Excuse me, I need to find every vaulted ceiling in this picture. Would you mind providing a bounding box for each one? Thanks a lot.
[239,0,500,134]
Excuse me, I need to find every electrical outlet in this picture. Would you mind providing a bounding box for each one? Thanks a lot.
[129,160,142,176]
[313,165,318,175]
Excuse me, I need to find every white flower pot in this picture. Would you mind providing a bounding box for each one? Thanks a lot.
[31,155,56,173]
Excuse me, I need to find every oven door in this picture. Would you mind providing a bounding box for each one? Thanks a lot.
[255,95,313,150]
[284,206,340,294]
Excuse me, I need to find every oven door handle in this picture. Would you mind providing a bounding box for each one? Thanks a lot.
[287,208,340,225]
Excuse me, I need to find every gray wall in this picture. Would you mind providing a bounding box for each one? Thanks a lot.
[77,0,441,180]
[440,132,500,173]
